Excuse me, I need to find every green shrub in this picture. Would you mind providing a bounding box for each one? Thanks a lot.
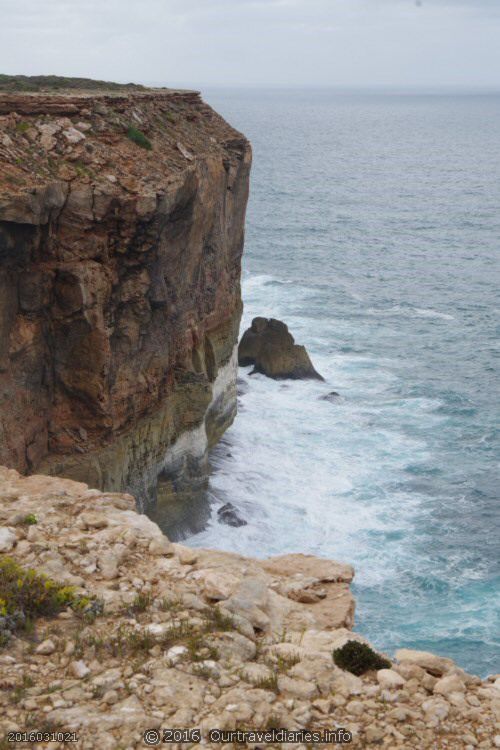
[0,557,93,646]
[22,514,37,526]
[332,640,391,676]
[15,121,31,134]
[130,592,152,613]
[126,126,152,150]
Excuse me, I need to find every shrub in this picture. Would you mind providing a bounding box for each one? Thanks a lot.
[0,558,93,646]
[130,592,152,613]
[332,640,391,676]
[126,126,152,150]
[22,514,37,526]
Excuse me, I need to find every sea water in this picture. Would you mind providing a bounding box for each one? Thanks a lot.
[188,89,500,677]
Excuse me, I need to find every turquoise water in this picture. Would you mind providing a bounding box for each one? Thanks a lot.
[190,90,500,677]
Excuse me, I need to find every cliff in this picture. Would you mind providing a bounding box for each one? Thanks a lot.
[0,468,498,749]
[0,84,251,511]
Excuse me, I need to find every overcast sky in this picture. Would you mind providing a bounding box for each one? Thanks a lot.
[1,0,499,89]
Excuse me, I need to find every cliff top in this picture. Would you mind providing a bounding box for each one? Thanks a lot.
[0,74,184,94]
[0,76,246,204]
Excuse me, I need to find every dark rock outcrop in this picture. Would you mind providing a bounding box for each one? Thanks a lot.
[320,391,341,402]
[0,82,251,507]
[238,317,323,381]
[217,502,247,527]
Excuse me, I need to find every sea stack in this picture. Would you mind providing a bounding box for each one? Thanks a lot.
[238,317,324,380]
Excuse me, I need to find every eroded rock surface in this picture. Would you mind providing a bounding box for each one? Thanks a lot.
[238,317,324,380]
[0,468,498,749]
[0,86,251,506]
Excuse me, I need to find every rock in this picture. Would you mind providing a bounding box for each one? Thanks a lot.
[148,536,174,556]
[70,660,90,679]
[0,526,16,551]
[196,570,240,600]
[421,696,449,723]
[320,391,341,402]
[79,512,109,529]
[35,639,56,655]
[173,544,198,565]
[377,669,406,689]
[176,141,194,160]
[433,674,466,696]
[238,317,324,380]
[278,675,317,700]
[62,127,86,143]
[217,503,247,528]
[98,550,121,579]
[395,648,455,676]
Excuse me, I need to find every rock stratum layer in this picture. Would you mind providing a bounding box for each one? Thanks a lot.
[1,468,499,749]
[0,87,251,506]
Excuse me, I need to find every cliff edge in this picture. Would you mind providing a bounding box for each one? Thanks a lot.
[0,80,251,510]
[0,468,498,749]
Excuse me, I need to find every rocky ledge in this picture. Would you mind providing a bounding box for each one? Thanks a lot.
[0,83,251,511]
[0,467,499,750]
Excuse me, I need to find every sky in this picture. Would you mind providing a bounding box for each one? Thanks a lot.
[1,0,499,89]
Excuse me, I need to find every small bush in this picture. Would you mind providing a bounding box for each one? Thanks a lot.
[126,126,152,150]
[203,607,235,633]
[332,640,391,676]
[130,592,152,613]
[0,558,92,646]
[22,514,37,526]
[15,121,30,134]
[252,672,279,693]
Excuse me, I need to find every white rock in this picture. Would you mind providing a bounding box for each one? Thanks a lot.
[493,736,500,748]
[70,660,90,679]
[422,696,449,723]
[63,127,86,144]
[0,527,16,552]
[377,669,406,689]
[79,512,108,529]
[196,570,240,600]
[166,645,188,665]
[433,674,466,696]
[173,544,198,565]
[35,639,56,655]
[395,648,455,675]
[148,536,174,557]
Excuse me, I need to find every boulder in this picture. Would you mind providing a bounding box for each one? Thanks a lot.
[0,526,16,551]
[395,648,455,676]
[320,391,341,402]
[238,317,323,380]
[377,669,406,689]
[217,502,247,528]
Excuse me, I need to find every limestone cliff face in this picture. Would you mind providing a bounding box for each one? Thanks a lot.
[0,88,251,507]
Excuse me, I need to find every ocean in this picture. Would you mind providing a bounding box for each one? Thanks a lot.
[188,89,500,677]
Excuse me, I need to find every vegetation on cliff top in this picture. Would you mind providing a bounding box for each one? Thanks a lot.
[126,125,153,150]
[333,640,391,675]
[0,557,93,646]
[0,74,147,93]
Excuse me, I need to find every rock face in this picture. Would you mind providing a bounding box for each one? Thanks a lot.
[0,466,498,750]
[0,84,251,507]
[238,317,323,380]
